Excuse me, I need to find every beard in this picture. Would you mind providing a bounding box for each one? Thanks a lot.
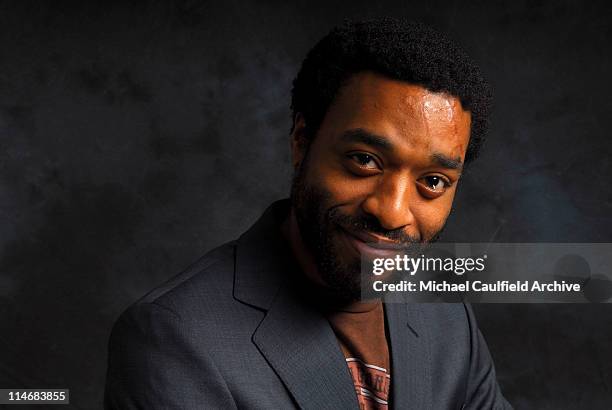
[290,153,444,304]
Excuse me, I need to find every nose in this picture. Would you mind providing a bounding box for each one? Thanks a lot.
[361,174,416,231]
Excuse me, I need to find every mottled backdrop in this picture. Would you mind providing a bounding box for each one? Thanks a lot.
[1,1,611,409]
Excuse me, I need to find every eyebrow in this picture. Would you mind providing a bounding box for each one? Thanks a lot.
[339,128,394,151]
[431,153,463,170]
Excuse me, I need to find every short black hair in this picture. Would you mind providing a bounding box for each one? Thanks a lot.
[291,18,493,164]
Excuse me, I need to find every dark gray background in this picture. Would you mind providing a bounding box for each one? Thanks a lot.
[1,1,611,409]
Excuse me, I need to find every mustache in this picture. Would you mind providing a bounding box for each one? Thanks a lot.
[329,208,421,245]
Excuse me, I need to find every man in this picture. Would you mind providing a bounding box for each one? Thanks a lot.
[105,19,512,409]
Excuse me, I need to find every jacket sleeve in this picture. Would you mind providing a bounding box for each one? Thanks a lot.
[104,302,237,409]
[463,303,513,410]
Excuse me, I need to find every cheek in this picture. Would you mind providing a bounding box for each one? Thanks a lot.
[318,172,379,214]
[413,189,456,236]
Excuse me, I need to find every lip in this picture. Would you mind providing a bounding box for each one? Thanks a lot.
[338,225,403,258]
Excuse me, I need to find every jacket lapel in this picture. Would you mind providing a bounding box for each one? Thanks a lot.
[253,284,360,410]
[234,200,359,409]
[384,300,432,410]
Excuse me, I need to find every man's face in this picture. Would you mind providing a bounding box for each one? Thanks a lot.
[290,71,471,302]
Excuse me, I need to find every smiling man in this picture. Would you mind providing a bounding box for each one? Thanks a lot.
[105,19,512,409]
[288,72,471,306]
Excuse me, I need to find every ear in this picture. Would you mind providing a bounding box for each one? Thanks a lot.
[290,113,310,170]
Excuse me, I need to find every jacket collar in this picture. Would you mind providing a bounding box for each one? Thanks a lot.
[233,199,295,310]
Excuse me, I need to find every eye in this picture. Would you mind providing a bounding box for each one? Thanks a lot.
[424,176,447,191]
[348,153,380,170]
[417,175,451,198]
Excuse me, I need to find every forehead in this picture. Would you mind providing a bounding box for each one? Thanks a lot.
[319,71,471,160]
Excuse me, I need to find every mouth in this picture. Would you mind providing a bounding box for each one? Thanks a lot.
[337,225,404,258]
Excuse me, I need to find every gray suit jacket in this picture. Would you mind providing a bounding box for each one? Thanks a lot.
[105,200,512,409]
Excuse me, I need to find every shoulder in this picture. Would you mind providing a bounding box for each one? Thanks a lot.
[111,240,257,346]
[137,241,237,314]
[105,242,242,409]
[416,303,512,409]
[415,303,478,373]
